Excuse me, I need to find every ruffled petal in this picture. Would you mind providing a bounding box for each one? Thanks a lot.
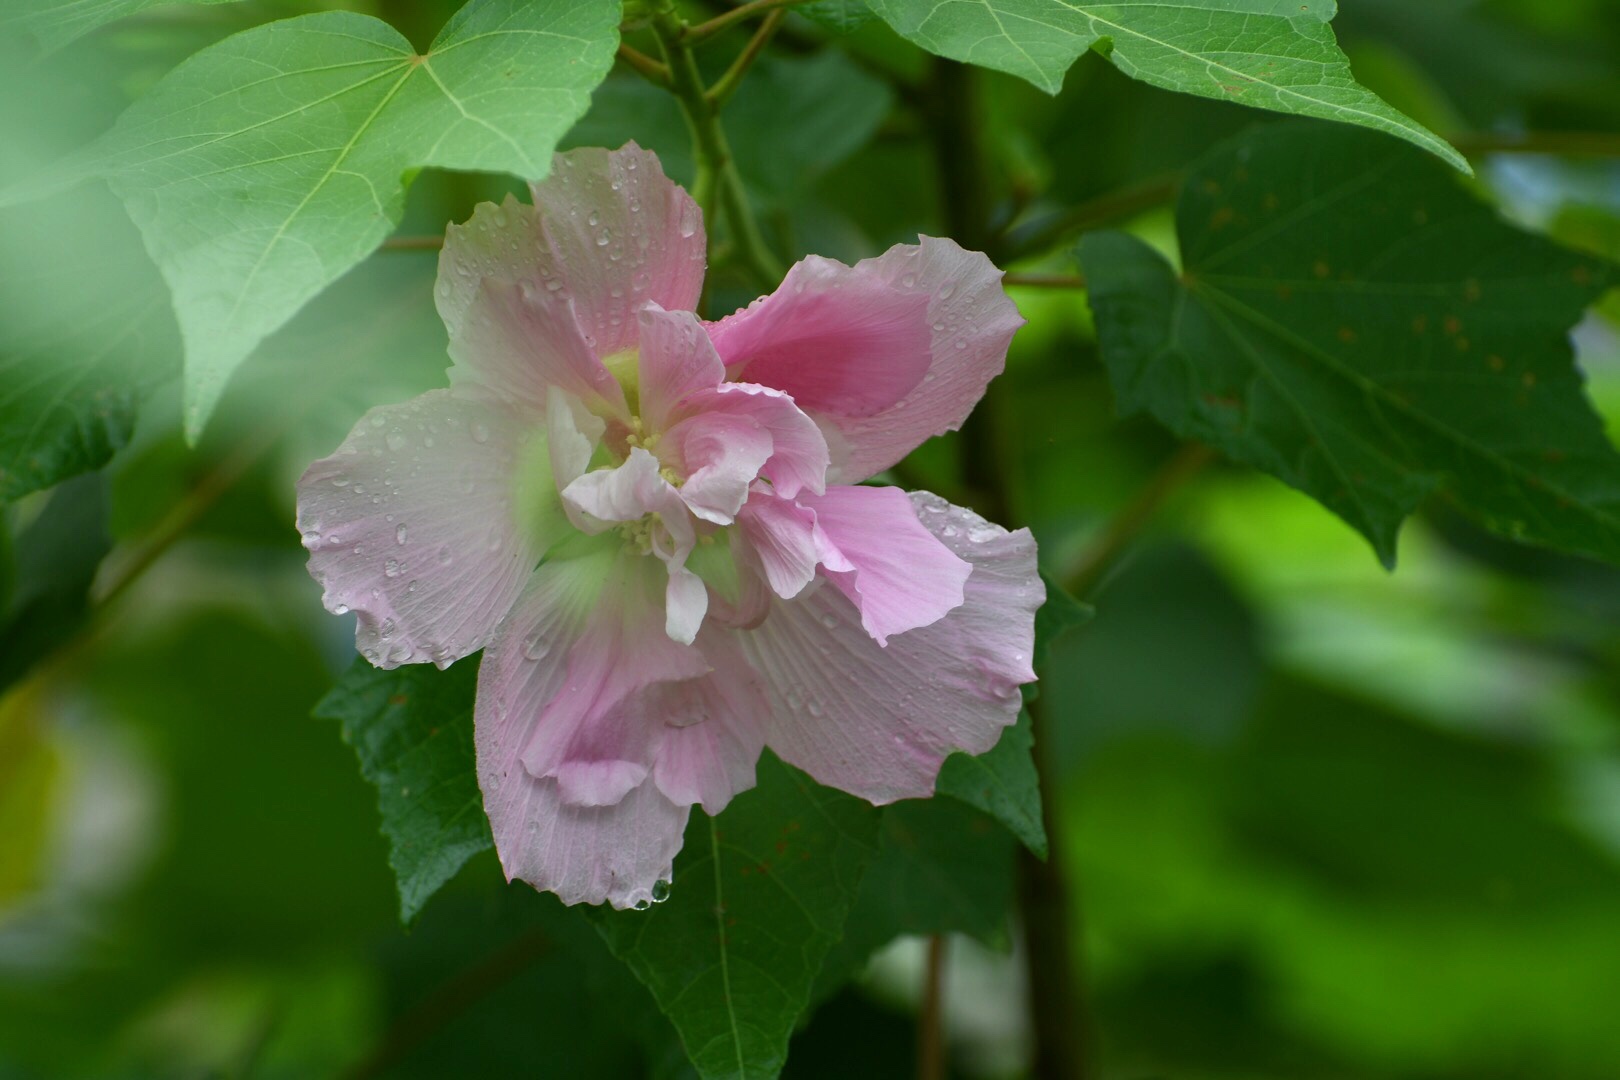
[642,629,767,814]
[733,487,851,600]
[438,143,705,366]
[478,549,697,907]
[798,484,971,645]
[635,303,725,433]
[738,492,1042,803]
[296,390,546,669]
[668,410,775,526]
[668,382,829,501]
[706,237,1023,482]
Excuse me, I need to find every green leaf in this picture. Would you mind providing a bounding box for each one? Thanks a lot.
[936,709,1046,858]
[862,0,1466,170]
[932,573,1088,858]
[27,0,619,439]
[1080,122,1620,568]
[0,184,177,503]
[596,754,880,1080]
[313,657,492,923]
[798,0,877,34]
[814,798,1015,1002]
[2,0,240,55]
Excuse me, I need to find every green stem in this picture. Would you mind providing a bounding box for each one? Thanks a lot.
[707,9,786,108]
[683,0,806,45]
[651,11,784,289]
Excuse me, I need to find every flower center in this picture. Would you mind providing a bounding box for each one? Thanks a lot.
[602,346,640,417]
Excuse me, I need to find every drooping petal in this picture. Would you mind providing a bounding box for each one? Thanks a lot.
[560,448,708,643]
[738,492,1042,803]
[448,278,628,419]
[798,484,971,645]
[635,303,725,433]
[296,390,547,669]
[733,487,851,600]
[644,629,767,814]
[706,236,1024,482]
[667,382,830,501]
[438,143,706,364]
[477,548,696,908]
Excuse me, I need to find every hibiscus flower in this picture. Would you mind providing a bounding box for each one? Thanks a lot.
[297,143,1039,909]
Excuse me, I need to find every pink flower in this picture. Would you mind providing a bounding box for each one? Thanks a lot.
[297,144,1039,909]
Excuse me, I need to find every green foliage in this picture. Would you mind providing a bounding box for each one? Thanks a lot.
[596,754,880,1080]
[1082,122,1620,568]
[863,0,1466,169]
[314,658,490,924]
[26,0,619,439]
[935,711,1046,857]
[0,185,176,503]
[3,0,240,56]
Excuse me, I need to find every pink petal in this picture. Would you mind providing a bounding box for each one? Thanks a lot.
[546,387,606,489]
[643,630,767,814]
[635,303,725,434]
[296,390,544,669]
[438,143,706,363]
[669,382,830,501]
[736,491,822,599]
[737,492,1042,803]
[798,484,972,645]
[706,237,1023,482]
[667,409,776,525]
[447,277,628,419]
[478,550,698,906]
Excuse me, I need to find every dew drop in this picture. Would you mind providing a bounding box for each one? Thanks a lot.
[587,209,601,227]
[437,545,453,566]
[331,602,351,615]
[395,523,408,545]
[651,880,671,902]
[384,558,401,578]
[521,631,551,661]
[385,432,406,452]
[470,420,490,444]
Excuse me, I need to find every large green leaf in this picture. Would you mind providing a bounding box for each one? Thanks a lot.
[0,184,177,503]
[862,0,1465,170]
[596,754,880,1080]
[19,0,618,439]
[4,0,240,55]
[1081,123,1620,568]
[313,658,491,923]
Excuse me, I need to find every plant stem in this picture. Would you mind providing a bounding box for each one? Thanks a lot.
[617,42,670,86]
[917,934,948,1080]
[651,11,784,288]
[998,173,1180,263]
[683,0,804,45]
[1062,442,1215,600]
[707,9,786,108]
[928,56,1090,1080]
[1004,273,1087,290]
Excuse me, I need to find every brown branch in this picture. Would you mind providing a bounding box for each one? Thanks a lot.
[917,934,948,1080]
[1004,273,1087,290]
[344,928,553,1080]
[1062,441,1216,600]
[380,234,444,252]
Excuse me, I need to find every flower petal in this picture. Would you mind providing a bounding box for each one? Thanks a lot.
[560,448,708,644]
[478,549,698,907]
[296,390,546,669]
[636,303,725,434]
[668,382,829,502]
[738,492,1042,803]
[706,237,1023,482]
[438,143,705,365]
[448,278,628,418]
[644,629,767,814]
[798,484,971,645]
[547,387,605,490]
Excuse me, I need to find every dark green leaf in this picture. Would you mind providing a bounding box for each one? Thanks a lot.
[814,798,1015,1003]
[16,0,619,439]
[1034,568,1093,668]
[862,0,1465,169]
[1081,122,1620,568]
[797,1,877,36]
[3,0,240,55]
[596,753,880,1080]
[313,658,491,923]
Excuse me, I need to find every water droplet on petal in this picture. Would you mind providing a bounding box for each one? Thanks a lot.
[384,558,401,578]
[395,524,408,545]
[470,421,490,444]
[651,880,671,902]
[385,432,406,451]
[521,630,550,661]
[437,545,453,566]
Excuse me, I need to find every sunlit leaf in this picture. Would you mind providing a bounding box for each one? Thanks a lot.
[863,0,1465,170]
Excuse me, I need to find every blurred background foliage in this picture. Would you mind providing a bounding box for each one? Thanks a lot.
[4,0,1620,1077]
